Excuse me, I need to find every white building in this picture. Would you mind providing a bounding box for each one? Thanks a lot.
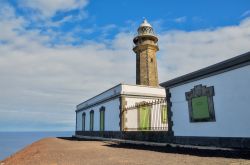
[75,19,168,135]
[74,19,250,149]
[75,84,166,132]
[161,52,250,148]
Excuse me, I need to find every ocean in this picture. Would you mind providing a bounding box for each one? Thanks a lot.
[0,131,74,161]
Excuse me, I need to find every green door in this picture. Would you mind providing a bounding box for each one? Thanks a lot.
[139,106,151,130]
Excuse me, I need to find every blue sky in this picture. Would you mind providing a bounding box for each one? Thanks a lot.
[0,0,250,131]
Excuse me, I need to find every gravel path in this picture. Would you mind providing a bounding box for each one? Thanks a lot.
[1,137,250,165]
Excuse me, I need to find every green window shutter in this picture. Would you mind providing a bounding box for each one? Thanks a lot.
[161,105,167,124]
[82,114,86,131]
[139,106,150,130]
[90,114,91,131]
[100,110,105,131]
[191,96,210,119]
[90,112,94,131]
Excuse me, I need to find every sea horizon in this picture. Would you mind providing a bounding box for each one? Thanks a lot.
[0,131,74,161]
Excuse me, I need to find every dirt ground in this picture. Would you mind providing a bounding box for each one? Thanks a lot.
[1,137,250,165]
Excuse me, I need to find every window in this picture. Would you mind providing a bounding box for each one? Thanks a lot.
[161,105,167,124]
[185,85,216,122]
[90,110,94,131]
[99,107,105,131]
[191,96,210,120]
[138,105,151,130]
[150,58,153,63]
[82,113,86,131]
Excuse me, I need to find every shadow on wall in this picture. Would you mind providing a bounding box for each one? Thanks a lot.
[57,137,250,160]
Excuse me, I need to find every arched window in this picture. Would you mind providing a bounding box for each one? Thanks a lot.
[99,107,105,131]
[90,110,94,131]
[82,112,86,131]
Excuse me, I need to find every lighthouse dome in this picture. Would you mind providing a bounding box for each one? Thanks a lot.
[133,19,158,43]
[139,19,152,28]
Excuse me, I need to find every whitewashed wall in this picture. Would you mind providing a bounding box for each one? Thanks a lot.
[76,84,166,132]
[170,65,250,137]
[76,98,120,131]
[77,85,121,110]
[122,85,165,96]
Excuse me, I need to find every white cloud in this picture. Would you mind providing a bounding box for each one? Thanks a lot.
[158,18,250,81]
[0,4,134,131]
[19,0,88,17]
[174,16,187,23]
[241,10,250,17]
[16,0,89,29]
[101,24,117,33]
[1,3,250,131]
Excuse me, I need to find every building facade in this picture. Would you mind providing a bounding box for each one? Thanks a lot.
[161,52,250,148]
[74,19,250,149]
[75,19,167,134]
[75,84,166,132]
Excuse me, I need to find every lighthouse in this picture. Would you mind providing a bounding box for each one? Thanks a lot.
[133,19,159,87]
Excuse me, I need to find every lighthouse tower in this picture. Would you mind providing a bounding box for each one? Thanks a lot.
[133,19,159,87]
